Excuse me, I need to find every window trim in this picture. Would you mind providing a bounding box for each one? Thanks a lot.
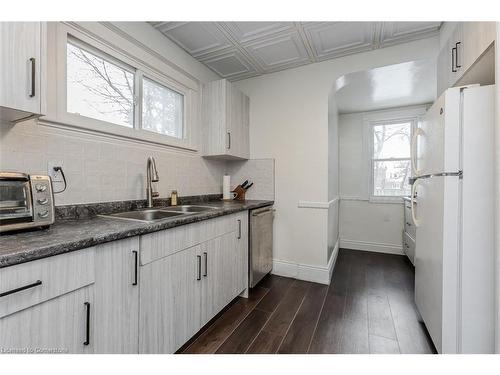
[43,22,198,151]
[369,118,415,202]
[362,106,428,204]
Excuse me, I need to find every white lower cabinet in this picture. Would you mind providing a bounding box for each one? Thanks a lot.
[0,211,250,354]
[0,285,94,354]
[0,248,95,354]
[94,237,140,353]
[139,212,248,353]
[139,244,203,354]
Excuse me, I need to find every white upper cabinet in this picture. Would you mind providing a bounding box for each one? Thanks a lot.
[0,22,45,122]
[202,79,250,160]
[437,22,495,96]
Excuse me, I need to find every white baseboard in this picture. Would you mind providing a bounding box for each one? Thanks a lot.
[339,238,403,255]
[272,239,339,285]
[328,239,340,281]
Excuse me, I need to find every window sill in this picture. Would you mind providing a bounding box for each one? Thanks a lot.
[37,115,198,152]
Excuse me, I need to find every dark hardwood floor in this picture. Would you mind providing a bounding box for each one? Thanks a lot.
[180,249,437,354]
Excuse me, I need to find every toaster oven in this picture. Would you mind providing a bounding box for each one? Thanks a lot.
[0,172,55,233]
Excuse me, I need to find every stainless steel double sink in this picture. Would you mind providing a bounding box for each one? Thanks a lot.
[99,205,217,223]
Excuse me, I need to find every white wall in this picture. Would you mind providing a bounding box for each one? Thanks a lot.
[235,37,439,282]
[327,100,340,264]
[338,111,404,254]
[0,22,224,206]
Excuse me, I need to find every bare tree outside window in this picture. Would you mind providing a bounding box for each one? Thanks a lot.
[142,78,184,138]
[66,39,184,139]
[372,122,412,197]
[67,42,135,128]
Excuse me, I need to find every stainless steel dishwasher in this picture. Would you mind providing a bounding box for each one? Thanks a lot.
[249,206,274,287]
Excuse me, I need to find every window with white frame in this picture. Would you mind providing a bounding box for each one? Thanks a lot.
[65,36,185,141]
[370,120,413,198]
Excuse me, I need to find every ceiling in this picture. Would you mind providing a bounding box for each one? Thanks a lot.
[150,22,441,81]
[333,59,436,114]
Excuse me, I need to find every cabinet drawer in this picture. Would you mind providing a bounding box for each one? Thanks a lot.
[403,202,416,240]
[140,212,244,265]
[0,285,94,354]
[403,232,415,266]
[0,248,95,318]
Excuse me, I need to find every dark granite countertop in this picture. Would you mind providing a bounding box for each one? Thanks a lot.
[0,199,273,268]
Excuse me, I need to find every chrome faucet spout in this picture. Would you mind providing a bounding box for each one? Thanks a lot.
[146,157,159,208]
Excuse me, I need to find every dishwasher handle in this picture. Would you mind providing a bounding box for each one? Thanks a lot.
[252,208,275,217]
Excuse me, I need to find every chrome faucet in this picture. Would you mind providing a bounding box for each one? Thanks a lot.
[146,156,159,208]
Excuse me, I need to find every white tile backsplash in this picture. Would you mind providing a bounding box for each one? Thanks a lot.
[0,120,227,206]
[225,159,275,200]
[0,120,275,206]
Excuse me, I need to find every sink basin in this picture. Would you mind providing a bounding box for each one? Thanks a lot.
[101,209,186,223]
[162,205,217,213]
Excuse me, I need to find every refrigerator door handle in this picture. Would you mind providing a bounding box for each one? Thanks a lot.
[411,128,425,176]
[414,171,463,180]
[411,179,421,227]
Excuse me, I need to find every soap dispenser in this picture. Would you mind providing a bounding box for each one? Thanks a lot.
[170,190,178,206]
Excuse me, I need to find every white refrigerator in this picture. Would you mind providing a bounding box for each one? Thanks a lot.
[411,85,495,354]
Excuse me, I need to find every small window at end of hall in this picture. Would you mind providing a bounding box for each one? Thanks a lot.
[372,121,413,197]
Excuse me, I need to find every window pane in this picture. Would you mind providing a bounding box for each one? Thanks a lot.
[373,122,411,159]
[67,41,134,128]
[142,78,184,139]
[373,160,411,197]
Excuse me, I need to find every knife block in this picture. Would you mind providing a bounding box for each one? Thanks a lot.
[233,185,246,201]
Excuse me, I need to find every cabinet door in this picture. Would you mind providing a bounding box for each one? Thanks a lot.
[236,212,249,295]
[0,22,42,114]
[200,237,220,324]
[202,227,248,323]
[437,39,451,97]
[0,285,94,354]
[202,79,249,159]
[202,79,227,156]
[139,245,202,353]
[94,237,139,353]
[227,82,250,159]
[461,22,495,74]
[449,24,464,86]
[241,93,250,159]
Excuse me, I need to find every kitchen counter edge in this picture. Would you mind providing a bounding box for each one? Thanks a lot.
[0,200,274,268]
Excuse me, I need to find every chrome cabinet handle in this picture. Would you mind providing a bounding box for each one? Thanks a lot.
[237,219,241,239]
[0,280,42,297]
[29,57,36,97]
[227,132,231,150]
[203,252,208,277]
[451,46,457,73]
[83,302,91,346]
[455,42,461,68]
[197,255,202,281]
[132,250,138,286]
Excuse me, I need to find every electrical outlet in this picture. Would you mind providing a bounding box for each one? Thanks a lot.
[48,161,64,183]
